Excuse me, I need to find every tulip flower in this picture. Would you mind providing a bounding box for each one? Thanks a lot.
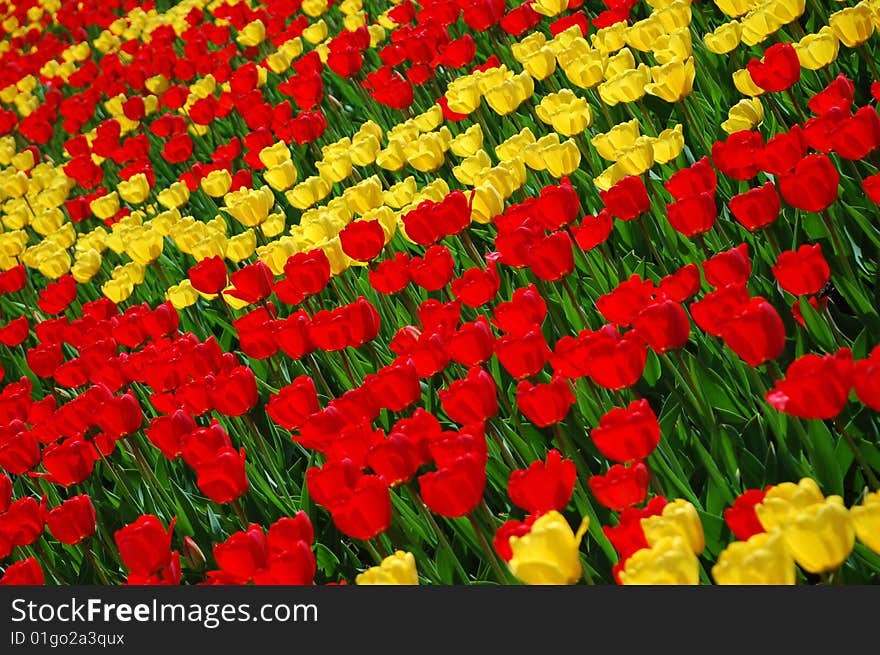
[850,491,880,555]
[619,536,700,585]
[356,551,419,585]
[712,531,796,584]
[508,511,590,585]
[783,497,855,574]
[755,478,826,531]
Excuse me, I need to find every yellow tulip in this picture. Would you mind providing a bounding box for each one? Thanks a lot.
[829,4,875,47]
[536,89,593,136]
[356,551,419,585]
[11,149,34,172]
[118,173,151,204]
[714,0,758,17]
[732,68,766,97]
[350,134,381,167]
[722,98,765,133]
[71,248,102,283]
[127,228,164,265]
[343,176,384,215]
[592,118,641,160]
[772,0,807,24]
[512,33,546,63]
[405,133,447,173]
[37,248,72,279]
[259,141,292,168]
[591,22,628,55]
[469,182,505,225]
[484,71,534,116]
[30,208,63,236]
[850,491,880,554]
[449,124,484,158]
[642,499,706,555]
[795,28,840,70]
[157,181,190,209]
[654,0,692,31]
[319,236,352,275]
[593,161,628,191]
[523,133,560,171]
[741,7,784,46]
[445,76,483,115]
[286,176,332,209]
[454,151,493,186]
[756,478,825,531]
[653,27,692,65]
[508,511,590,585]
[523,47,558,80]
[226,229,257,262]
[560,49,607,89]
[645,57,695,103]
[201,169,233,198]
[496,128,536,162]
[542,139,582,177]
[3,171,29,198]
[102,276,134,303]
[384,177,417,209]
[258,238,299,275]
[90,192,120,220]
[166,279,199,309]
[531,0,568,17]
[263,160,298,191]
[236,19,266,47]
[625,16,665,52]
[316,153,353,183]
[712,531,796,584]
[615,136,655,176]
[619,536,700,585]
[784,497,855,574]
[261,212,287,239]
[414,105,443,132]
[598,64,651,106]
[604,48,636,80]
[652,124,685,163]
[302,19,327,44]
[223,186,275,227]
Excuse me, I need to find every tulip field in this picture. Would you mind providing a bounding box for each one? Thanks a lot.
[1,0,880,587]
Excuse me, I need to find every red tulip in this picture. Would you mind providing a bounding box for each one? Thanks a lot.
[702,243,751,288]
[438,366,498,424]
[591,399,661,463]
[515,376,576,427]
[37,275,77,315]
[766,348,854,419]
[571,209,613,251]
[410,245,455,291]
[0,557,44,585]
[746,42,800,92]
[723,488,767,541]
[0,497,46,557]
[114,515,175,577]
[226,261,274,304]
[38,438,96,487]
[597,275,655,327]
[492,284,547,335]
[267,376,319,430]
[657,264,701,302]
[451,262,500,307]
[778,154,839,213]
[728,182,781,231]
[808,74,855,117]
[830,106,880,160]
[0,316,29,347]
[664,156,717,200]
[863,174,880,203]
[47,495,96,545]
[339,219,386,262]
[419,454,486,518]
[588,462,650,511]
[720,297,786,367]
[772,244,831,296]
[535,178,580,230]
[188,256,228,294]
[369,252,411,294]
[712,130,763,180]
[854,346,880,411]
[632,299,691,354]
[210,365,258,416]
[760,126,808,176]
[666,192,716,237]
[448,316,495,366]
[584,325,647,390]
[690,283,751,337]
[365,358,421,413]
[196,447,248,504]
[0,473,10,513]
[600,175,650,220]
[495,327,550,379]
[507,449,576,513]
[145,410,197,460]
[283,249,331,298]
